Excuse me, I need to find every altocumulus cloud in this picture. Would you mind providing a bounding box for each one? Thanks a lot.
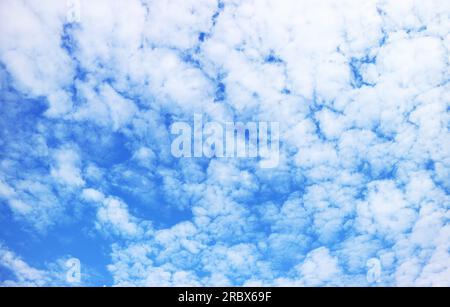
[0,0,449,286]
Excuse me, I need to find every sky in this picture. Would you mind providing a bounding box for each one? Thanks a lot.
[0,0,449,286]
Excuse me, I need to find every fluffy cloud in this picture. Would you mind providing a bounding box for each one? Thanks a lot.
[0,0,449,286]
[51,147,85,187]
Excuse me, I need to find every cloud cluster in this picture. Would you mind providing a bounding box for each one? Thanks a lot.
[0,0,449,286]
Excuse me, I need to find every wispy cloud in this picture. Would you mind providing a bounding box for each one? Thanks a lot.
[0,0,449,286]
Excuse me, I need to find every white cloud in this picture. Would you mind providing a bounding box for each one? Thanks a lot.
[356,181,417,237]
[51,147,85,187]
[1,0,449,286]
[0,0,74,117]
[82,188,146,238]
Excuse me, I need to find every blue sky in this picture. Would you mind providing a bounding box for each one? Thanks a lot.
[0,0,449,286]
